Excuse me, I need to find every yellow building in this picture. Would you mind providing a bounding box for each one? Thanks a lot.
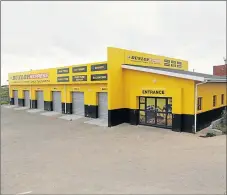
[8,47,227,133]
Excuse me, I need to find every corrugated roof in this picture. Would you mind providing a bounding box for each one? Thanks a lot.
[123,64,227,80]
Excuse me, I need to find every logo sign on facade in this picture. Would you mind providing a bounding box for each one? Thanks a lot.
[11,73,49,80]
[57,68,69,74]
[91,64,107,71]
[127,56,161,64]
[142,90,165,95]
[72,75,87,82]
[57,76,69,82]
[72,66,87,73]
[91,74,108,81]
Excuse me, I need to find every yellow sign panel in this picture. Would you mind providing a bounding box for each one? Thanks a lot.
[123,49,188,71]
[8,69,56,85]
[8,61,108,85]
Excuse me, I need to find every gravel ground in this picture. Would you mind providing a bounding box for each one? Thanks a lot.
[1,106,226,194]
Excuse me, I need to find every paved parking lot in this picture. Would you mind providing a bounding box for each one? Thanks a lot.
[1,106,226,194]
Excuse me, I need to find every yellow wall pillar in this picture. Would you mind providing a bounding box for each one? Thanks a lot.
[43,87,52,111]
[84,91,97,106]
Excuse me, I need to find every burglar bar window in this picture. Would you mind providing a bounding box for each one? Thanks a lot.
[221,94,224,105]
[197,97,202,111]
[213,95,217,107]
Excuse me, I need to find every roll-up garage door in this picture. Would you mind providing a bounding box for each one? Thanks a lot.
[13,90,18,106]
[37,91,44,110]
[24,90,30,107]
[52,91,62,113]
[72,92,84,116]
[98,92,108,119]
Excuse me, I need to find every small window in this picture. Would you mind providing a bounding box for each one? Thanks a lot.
[213,95,217,107]
[197,97,202,111]
[221,94,224,105]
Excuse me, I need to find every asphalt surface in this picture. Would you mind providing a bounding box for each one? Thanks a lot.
[1,106,226,194]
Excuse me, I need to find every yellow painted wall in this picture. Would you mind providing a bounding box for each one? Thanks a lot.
[107,47,125,109]
[122,69,195,115]
[197,82,227,113]
[107,47,189,111]
[10,84,107,106]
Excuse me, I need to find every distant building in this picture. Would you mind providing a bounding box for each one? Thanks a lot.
[213,64,227,76]
[1,85,9,88]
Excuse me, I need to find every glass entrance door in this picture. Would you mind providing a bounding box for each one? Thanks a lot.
[139,97,172,128]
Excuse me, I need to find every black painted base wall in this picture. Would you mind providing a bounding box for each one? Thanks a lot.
[108,106,226,133]
[44,101,53,111]
[59,103,99,117]
[18,99,25,107]
[129,109,139,125]
[181,114,194,133]
[62,103,72,114]
[31,100,37,109]
[85,105,98,118]
[108,108,129,127]
[172,114,182,132]
[197,106,226,131]
[10,98,14,105]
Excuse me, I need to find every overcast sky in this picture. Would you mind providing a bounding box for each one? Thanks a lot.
[1,1,226,85]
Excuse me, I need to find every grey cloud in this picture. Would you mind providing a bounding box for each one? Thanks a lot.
[1,1,226,84]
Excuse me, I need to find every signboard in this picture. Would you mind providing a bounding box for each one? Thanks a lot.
[91,74,108,81]
[142,89,165,95]
[72,75,87,82]
[8,62,108,85]
[10,73,49,80]
[8,72,51,85]
[57,68,69,74]
[101,87,108,91]
[124,49,188,71]
[57,76,69,82]
[73,87,80,91]
[72,66,87,73]
[127,56,161,65]
[91,64,107,71]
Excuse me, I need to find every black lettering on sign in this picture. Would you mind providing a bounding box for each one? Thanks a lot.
[101,87,108,91]
[72,75,87,82]
[142,90,165,95]
[57,76,69,82]
[91,74,108,81]
[177,61,182,68]
[164,59,170,66]
[57,68,69,74]
[171,60,176,67]
[91,64,107,71]
[72,66,87,73]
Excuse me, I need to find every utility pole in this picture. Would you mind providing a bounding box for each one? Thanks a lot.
[223,57,227,65]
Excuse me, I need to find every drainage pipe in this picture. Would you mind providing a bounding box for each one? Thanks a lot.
[30,85,32,109]
[64,85,67,114]
[194,81,207,133]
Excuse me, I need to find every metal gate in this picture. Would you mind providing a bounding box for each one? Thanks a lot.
[24,90,30,107]
[72,92,84,116]
[13,90,18,106]
[98,92,108,119]
[52,91,62,113]
[37,91,44,110]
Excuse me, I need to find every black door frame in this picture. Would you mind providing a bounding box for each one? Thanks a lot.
[139,96,172,129]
